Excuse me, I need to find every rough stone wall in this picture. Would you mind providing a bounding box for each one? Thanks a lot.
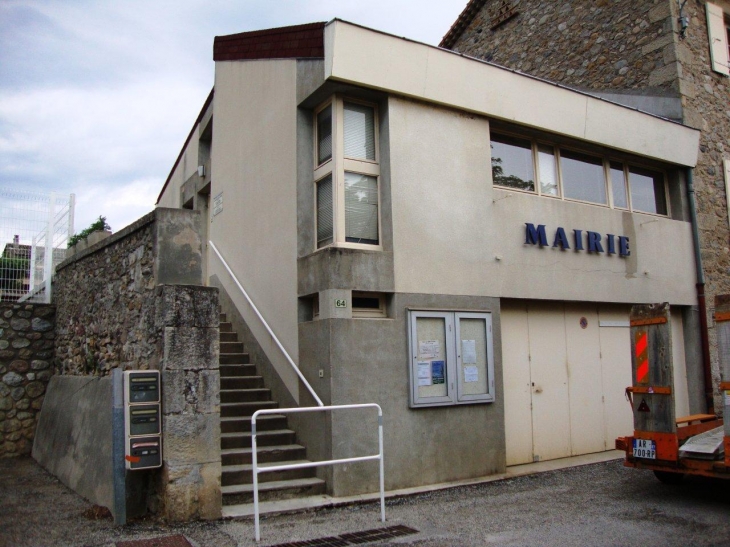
[44,207,221,521]
[448,0,730,412]
[0,303,55,457]
[675,0,730,412]
[450,0,680,93]
[54,213,159,376]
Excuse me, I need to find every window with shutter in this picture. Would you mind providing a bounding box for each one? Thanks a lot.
[706,2,730,76]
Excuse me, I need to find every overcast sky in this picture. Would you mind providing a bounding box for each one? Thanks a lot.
[0,0,468,241]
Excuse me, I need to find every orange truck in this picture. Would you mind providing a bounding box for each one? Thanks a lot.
[615,300,729,482]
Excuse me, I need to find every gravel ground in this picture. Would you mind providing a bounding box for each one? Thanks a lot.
[1,456,729,547]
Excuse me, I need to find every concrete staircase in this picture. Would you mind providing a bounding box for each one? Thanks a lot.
[218,313,325,511]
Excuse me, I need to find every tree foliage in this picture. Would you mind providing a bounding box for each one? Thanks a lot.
[68,216,111,247]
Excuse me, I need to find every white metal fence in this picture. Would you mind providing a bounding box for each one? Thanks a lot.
[0,188,75,303]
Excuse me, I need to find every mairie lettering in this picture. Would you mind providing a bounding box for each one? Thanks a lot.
[524,223,630,257]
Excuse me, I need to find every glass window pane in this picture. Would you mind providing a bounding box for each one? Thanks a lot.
[561,150,607,205]
[537,145,558,196]
[344,172,378,245]
[610,162,628,209]
[458,317,488,397]
[416,316,448,399]
[344,102,375,160]
[317,105,332,165]
[629,167,667,215]
[316,175,333,248]
[490,134,535,191]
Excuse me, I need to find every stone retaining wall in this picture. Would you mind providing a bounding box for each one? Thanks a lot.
[0,303,55,457]
[34,207,221,521]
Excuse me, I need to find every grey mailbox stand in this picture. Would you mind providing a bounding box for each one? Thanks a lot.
[112,370,163,526]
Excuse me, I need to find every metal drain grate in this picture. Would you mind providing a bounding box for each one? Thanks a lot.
[116,534,193,547]
[270,525,419,547]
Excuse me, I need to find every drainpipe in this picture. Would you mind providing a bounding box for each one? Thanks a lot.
[686,167,714,413]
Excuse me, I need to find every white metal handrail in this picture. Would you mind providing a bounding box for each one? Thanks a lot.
[209,240,323,406]
[251,404,385,542]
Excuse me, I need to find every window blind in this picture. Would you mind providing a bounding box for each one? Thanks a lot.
[344,103,375,161]
[316,175,333,247]
[344,172,378,243]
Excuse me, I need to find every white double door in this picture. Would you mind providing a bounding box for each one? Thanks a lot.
[501,301,635,466]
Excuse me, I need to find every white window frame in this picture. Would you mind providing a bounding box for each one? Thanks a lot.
[407,310,495,408]
[490,129,670,217]
[707,2,730,76]
[314,96,382,251]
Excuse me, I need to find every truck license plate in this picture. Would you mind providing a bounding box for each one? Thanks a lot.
[633,439,656,459]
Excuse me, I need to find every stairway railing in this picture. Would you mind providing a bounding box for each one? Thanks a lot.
[251,404,385,542]
[209,241,323,407]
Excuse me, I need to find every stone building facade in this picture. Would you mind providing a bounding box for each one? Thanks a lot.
[442,0,730,412]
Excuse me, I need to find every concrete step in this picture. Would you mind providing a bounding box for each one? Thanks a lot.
[221,477,326,504]
[221,495,331,519]
[220,332,238,343]
[221,414,288,434]
[220,341,244,354]
[221,376,263,390]
[221,429,295,450]
[220,321,233,333]
[221,401,278,417]
[221,460,316,486]
[220,388,271,404]
[221,444,307,466]
[220,352,250,365]
[219,364,257,378]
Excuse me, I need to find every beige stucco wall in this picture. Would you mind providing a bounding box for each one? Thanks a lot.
[158,136,201,209]
[325,20,699,168]
[389,97,697,305]
[209,59,300,399]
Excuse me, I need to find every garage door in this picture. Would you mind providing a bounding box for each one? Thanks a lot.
[501,301,689,466]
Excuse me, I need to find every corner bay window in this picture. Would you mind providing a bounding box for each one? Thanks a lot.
[314,97,380,249]
[490,131,669,216]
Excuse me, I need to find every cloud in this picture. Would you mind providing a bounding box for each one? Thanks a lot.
[0,0,467,242]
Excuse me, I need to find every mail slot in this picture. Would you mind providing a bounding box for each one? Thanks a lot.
[124,371,160,404]
[125,404,160,437]
[126,436,162,470]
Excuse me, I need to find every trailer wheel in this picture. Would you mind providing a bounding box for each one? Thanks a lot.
[653,471,683,484]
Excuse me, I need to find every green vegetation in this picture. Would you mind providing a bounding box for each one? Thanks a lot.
[0,257,29,293]
[68,216,111,247]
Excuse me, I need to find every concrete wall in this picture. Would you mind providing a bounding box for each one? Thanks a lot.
[209,59,301,400]
[32,377,153,518]
[0,303,55,457]
[446,0,730,412]
[297,293,504,497]
[324,20,699,168]
[388,97,697,305]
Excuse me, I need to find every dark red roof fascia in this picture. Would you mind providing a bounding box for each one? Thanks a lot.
[439,0,488,49]
[213,22,326,62]
[156,88,214,205]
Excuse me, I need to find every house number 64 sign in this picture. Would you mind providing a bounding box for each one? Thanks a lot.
[335,299,347,308]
